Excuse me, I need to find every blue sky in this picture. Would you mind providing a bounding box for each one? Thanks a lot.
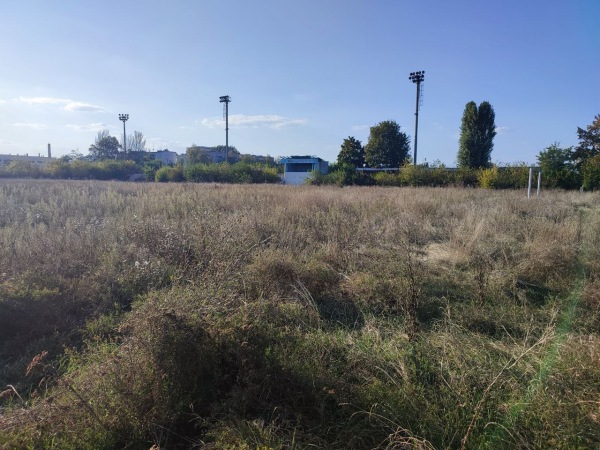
[1,0,598,165]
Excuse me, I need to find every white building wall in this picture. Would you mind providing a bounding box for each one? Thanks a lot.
[151,150,178,165]
[283,172,312,185]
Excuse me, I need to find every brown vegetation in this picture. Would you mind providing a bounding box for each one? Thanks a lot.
[0,180,598,449]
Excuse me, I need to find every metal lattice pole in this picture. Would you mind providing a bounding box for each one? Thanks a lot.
[119,114,129,155]
[219,96,231,162]
[409,71,425,165]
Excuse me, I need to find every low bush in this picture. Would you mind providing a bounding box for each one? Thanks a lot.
[184,162,280,184]
[478,164,531,189]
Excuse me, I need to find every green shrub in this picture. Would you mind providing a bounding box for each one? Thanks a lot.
[455,167,479,186]
[478,164,530,189]
[155,165,184,182]
[373,171,401,186]
[184,163,280,184]
[582,154,600,190]
[0,161,43,178]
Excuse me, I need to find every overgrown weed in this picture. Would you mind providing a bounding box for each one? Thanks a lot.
[0,180,598,448]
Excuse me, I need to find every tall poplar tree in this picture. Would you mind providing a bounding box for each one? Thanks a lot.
[458,102,478,168]
[457,101,496,168]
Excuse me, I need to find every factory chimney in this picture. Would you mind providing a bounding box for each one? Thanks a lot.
[47,143,51,158]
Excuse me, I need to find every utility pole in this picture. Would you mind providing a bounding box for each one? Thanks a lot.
[119,114,129,155]
[219,95,231,162]
[409,71,425,165]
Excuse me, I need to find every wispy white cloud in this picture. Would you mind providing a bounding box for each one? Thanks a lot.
[16,96,106,112]
[64,101,105,112]
[179,125,194,130]
[351,124,369,131]
[13,122,48,130]
[201,114,307,129]
[495,126,510,135]
[66,122,109,132]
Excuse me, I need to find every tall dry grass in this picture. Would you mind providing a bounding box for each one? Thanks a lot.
[0,179,598,449]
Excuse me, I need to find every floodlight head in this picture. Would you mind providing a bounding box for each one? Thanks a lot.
[219,95,231,103]
[409,70,425,83]
[119,114,129,122]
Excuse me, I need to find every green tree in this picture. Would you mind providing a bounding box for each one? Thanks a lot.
[142,159,164,181]
[582,154,600,190]
[571,114,600,169]
[89,130,121,160]
[476,101,496,166]
[45,160,72,178]
[337,136,365,167]
[365,120,410,168]
[457,101,496,168]
[186,145,212,164]
[537,143,579,189]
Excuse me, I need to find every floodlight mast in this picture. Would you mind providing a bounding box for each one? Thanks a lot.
[119,114,129,155]
[408,71,425,165]
[219,95,231,162]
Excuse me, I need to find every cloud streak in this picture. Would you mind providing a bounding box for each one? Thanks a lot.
[66,122,109,132]
[201,114,307,129]
[16,96,106,112]
[64,102,105,112]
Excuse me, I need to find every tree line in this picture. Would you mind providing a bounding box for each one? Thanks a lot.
[332,105,600,190]
[0,129,280,183]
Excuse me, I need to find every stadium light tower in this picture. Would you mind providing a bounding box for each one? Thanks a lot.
[119,114,129,153]
[219,95,231,162]
[408,71,425,165]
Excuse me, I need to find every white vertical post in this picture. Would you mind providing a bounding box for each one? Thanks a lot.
[537,170,542,197]
[527,167,533,199]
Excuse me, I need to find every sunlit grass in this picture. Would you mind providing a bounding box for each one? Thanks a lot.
[0,180,598,449]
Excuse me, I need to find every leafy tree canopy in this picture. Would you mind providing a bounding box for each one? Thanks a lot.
[88,130,120,161]
[572,114,600,168]
[337,136,365,167]
[582,154,600,190]
[365,120,410,168]
[537,143,579,189]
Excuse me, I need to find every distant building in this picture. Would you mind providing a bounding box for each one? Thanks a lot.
[280,156,328,185]
[0,154,55,166]
[204,147,227,163]
[149,149,178,165]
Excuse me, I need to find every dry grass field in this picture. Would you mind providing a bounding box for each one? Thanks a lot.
[0,180,599,449]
